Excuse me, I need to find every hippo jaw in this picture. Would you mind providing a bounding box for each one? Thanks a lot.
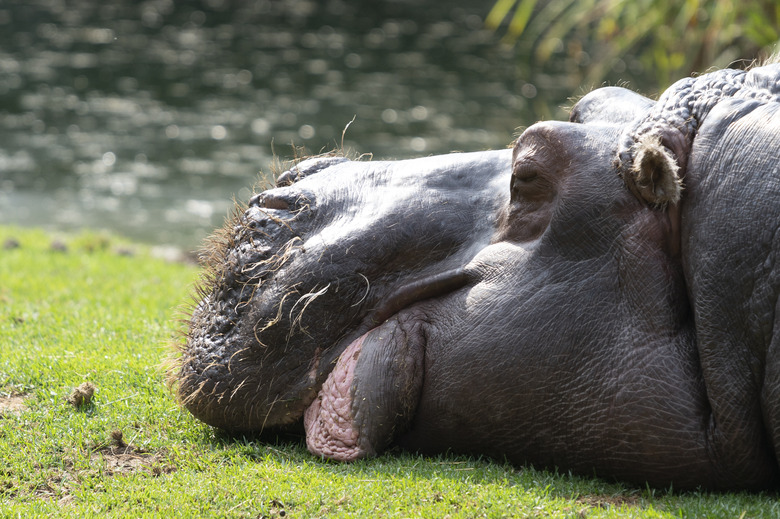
[175,151,511,433]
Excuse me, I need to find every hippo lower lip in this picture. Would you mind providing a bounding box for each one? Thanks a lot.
[304,330,369,460]
[304,268,476,460]
[306,312,428,460]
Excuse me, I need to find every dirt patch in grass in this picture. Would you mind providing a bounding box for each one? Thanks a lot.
[0,394,28,417]
[92,444,171,476]
[575,494,642,509]
[23,430,177,503]
[91,430,176,477]
[553,494,643,518]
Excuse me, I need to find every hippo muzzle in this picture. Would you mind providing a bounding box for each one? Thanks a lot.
[176,150,511,432]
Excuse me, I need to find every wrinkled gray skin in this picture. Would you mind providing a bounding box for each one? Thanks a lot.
[177,63,780,490]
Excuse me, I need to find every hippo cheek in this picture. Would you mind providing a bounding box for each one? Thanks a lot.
[304,312,427,461]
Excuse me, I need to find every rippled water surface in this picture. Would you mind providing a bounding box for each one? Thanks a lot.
[0,0,574,248]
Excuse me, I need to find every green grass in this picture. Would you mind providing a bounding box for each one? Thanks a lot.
[1,225,778,518]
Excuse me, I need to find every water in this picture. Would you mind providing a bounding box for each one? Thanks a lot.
[0,0,576,249]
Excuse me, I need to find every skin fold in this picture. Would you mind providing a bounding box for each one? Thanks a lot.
[175,63,780,490]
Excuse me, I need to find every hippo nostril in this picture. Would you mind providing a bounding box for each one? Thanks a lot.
[240,189,315,242]
[248,192,291,211]
[248,189,316,214]
[262,196,290,211]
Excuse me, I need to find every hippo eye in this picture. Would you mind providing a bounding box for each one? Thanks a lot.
[512,161,540,183]
[510,160,543,198]
[509,158,556,207]
[499,156,556,243]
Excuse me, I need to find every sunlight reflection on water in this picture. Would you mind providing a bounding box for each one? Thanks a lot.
[0,0,568,248]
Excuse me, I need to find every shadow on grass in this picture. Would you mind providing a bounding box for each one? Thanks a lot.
[186,418,780,516]
[197,423,644,498]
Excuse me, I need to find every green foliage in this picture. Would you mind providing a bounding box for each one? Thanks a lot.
[486,0,780,88]
[1,225,779,517]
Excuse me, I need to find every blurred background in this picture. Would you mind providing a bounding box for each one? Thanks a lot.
[0,0,777,249]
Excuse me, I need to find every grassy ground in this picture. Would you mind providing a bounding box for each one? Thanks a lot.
[0,225,777,518]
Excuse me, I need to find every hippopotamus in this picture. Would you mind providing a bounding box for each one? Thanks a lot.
[173,62,780,490]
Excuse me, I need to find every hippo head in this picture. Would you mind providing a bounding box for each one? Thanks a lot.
[175,64,780,490]
[175,80,685,456]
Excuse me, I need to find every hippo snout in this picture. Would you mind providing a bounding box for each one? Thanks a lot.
[176,150,511,433]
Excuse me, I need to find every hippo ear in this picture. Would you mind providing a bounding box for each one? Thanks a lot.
[627,134,683,207]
